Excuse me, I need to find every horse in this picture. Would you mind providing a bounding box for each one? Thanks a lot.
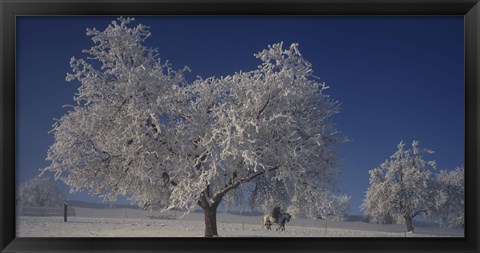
[276,213,291,231]
[261,212,291,231]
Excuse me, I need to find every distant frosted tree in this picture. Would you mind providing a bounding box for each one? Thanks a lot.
[361,140,436,232]
[284,190,350,221]
[432,166,464,228]
[43,17,345,237]
[17,177,64,208]
[317,193,350,221]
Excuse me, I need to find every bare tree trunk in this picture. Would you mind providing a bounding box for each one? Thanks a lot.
[203,205,218,237]
[198,192,222,237]
[404,215,414,232]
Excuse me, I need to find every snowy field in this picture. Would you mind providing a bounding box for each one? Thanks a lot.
[17,208,464,237]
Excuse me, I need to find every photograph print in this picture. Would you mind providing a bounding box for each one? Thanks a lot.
[16,16,464,237]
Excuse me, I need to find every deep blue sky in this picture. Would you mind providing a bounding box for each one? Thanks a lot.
[17,16,464,214]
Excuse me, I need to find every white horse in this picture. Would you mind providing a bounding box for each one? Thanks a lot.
[261,212,291,231]
[261,214,275,230]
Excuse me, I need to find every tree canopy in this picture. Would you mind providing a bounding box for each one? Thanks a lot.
[43,17,346,236]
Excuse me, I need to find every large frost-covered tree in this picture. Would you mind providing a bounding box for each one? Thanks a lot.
[17,177,65,208]
[43,17,345,237]
[361,140,436,232]
[432,166,464,228]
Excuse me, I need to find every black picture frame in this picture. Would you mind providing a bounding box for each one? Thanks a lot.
[1,0,479,252]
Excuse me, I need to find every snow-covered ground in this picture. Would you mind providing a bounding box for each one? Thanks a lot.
[16,208,464,237]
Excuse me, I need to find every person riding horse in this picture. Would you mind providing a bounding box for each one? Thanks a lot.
[262,206,291,230]
[261,209,292,231]
[271,206,281,223]
[261,207,281,230]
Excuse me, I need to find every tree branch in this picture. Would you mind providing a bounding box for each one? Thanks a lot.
[256,95,275,120]
[412,209,429,218]
[212,165,281,203]
[197,195,209,209]
[406,191,414,200]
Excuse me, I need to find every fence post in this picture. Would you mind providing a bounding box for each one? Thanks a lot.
[64,202,68,222]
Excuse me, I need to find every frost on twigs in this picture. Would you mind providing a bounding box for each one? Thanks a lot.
[43,17,347,225]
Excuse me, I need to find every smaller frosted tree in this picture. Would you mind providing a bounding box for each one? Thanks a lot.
[432,166,464,228]
[361,140,436,232]
[17,177,65,208]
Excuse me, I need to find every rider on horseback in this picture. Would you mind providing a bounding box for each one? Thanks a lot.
[262,206,291,231]
[271,206,281,223]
